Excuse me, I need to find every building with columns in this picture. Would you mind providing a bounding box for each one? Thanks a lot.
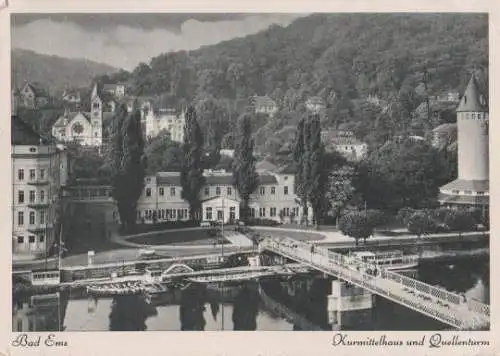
[135,168,308,224]
[438,74,489,210]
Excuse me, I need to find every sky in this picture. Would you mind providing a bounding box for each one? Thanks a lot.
[11,13,305,70]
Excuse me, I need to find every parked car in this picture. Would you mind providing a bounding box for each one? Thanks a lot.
[236,220,246,226]
[200,221,212,227]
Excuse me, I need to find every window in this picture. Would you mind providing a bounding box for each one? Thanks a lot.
[29,169,36,180]
[172,209,177,219]
[477,192,485,196]
[270,207,277,217]
[260,187,265,195]
[284,176,288,181]
[146,188,152,197]
[452,190,460,194]
[293,185,297,194]
[18,169,24,181]
[170,187,176,196]
[17,236,24,244]
[159,187,164,196]
[29,212,35,225]
[18,212,24,226]
[230,207,236,220]
[40,211,45,224]
[204,187,210,196]
[39,235,45,243]
[284,186,289,195]
[29,191,35,203]
[259,207,266,217]
[18,190,24,204]
[227,187,232,196]
[271,187,276,195]
[284,208,290,216]
[250,208,256,218]
[464,190,472,195]
[206,207,212,220]
[29,236,35,243]
[216,187,221,196]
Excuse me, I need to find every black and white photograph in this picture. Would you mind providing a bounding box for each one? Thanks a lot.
[9,10,490,335]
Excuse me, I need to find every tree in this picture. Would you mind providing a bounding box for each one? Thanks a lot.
[144,130,183,174]
[354,138,452,212]
[397,207,416,226]
[111,105,146,231]
[365,209,388,228]
[406,210,437,239]
[338,212,373,246]
[180,106,205,221]
[307,113,329,228]
[293,116,311,223]
[444,210,477,235]
[232,113,258,222]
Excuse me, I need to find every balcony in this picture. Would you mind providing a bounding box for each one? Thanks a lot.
[27,179,50,186]
[27,202,50,209]
[27,224,54,233]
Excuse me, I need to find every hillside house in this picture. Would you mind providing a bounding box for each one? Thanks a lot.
[19,82,50,109]
[321,130,368,161]
[249,95,278,117]
[102,83,126,98]
[305,96,326,113]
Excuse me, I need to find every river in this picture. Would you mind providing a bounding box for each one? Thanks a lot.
[12,256,489,331]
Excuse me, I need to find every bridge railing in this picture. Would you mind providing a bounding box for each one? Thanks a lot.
[260,237,488,329]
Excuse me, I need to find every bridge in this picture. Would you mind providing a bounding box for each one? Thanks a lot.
[259,236,490,330]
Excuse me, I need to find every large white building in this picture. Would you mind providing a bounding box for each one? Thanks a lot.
[12,115,69,256]
[438,74,489,209]
[143,107,185,143]
[136,167,308,224]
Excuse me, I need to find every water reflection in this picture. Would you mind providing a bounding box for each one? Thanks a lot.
[109,295,157,331]
[13,257,489,332]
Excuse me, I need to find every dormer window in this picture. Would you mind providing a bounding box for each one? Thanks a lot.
[463,96,467,104]
[480,95,485,105]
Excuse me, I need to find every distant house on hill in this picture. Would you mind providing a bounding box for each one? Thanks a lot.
[143,101,185,143]
[62,89,81,104]
[102,83,126,98]
[305,96,326,113]
[249,95,278,117]
[321,130,368,161]
[432,123,457,149]
[19,82,50,109]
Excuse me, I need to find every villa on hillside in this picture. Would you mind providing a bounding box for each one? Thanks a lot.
[249,95,278,117]
[321,130,368,161]
[18,82,50,109]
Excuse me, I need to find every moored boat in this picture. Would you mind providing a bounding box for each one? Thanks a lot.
[350,250,419,270]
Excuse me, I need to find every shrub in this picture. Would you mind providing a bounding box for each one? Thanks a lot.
[246,218,281,227]
[365,209,389,227]
[397,207,416,225]
[406,210,438,237]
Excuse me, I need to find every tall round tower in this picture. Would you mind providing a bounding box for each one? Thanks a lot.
[456,74,489,181]
[439,74,489,208]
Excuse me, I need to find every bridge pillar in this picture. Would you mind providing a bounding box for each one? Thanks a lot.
[327,280,373,330]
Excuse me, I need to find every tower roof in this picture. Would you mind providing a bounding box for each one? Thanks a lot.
[456,74,488,112]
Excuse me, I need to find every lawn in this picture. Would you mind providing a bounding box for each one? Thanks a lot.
[127,229,230,246]
[250,228,325,241]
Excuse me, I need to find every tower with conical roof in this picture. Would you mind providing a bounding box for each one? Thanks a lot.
[439,74,489,208]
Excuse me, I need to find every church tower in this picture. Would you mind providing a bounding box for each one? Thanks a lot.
[439,74,489,209]
[90,84,103,146]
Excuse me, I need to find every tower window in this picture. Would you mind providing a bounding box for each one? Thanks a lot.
[464,96,467,104]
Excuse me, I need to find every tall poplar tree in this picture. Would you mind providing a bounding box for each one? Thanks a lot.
[293,116,311,223]
[232,113,258,222]
[308,113,329,226]
[111,103,146,231]
[180,106,205,221]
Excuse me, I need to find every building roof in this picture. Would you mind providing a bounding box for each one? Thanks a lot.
[200,196,240,204]
[256,160,278,172]
[154,171,278,186]
[251,95,276,108]
[432,123,457,133]
[11,115,46,145]
[22,82,49,98]
[277,163,296,174]
[456,74,488,112]
[440,179,489,192]
[438,192,489,206]
[53,112,91,128]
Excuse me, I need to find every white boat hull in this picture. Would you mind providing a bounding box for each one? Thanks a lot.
[383,262,419,271]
